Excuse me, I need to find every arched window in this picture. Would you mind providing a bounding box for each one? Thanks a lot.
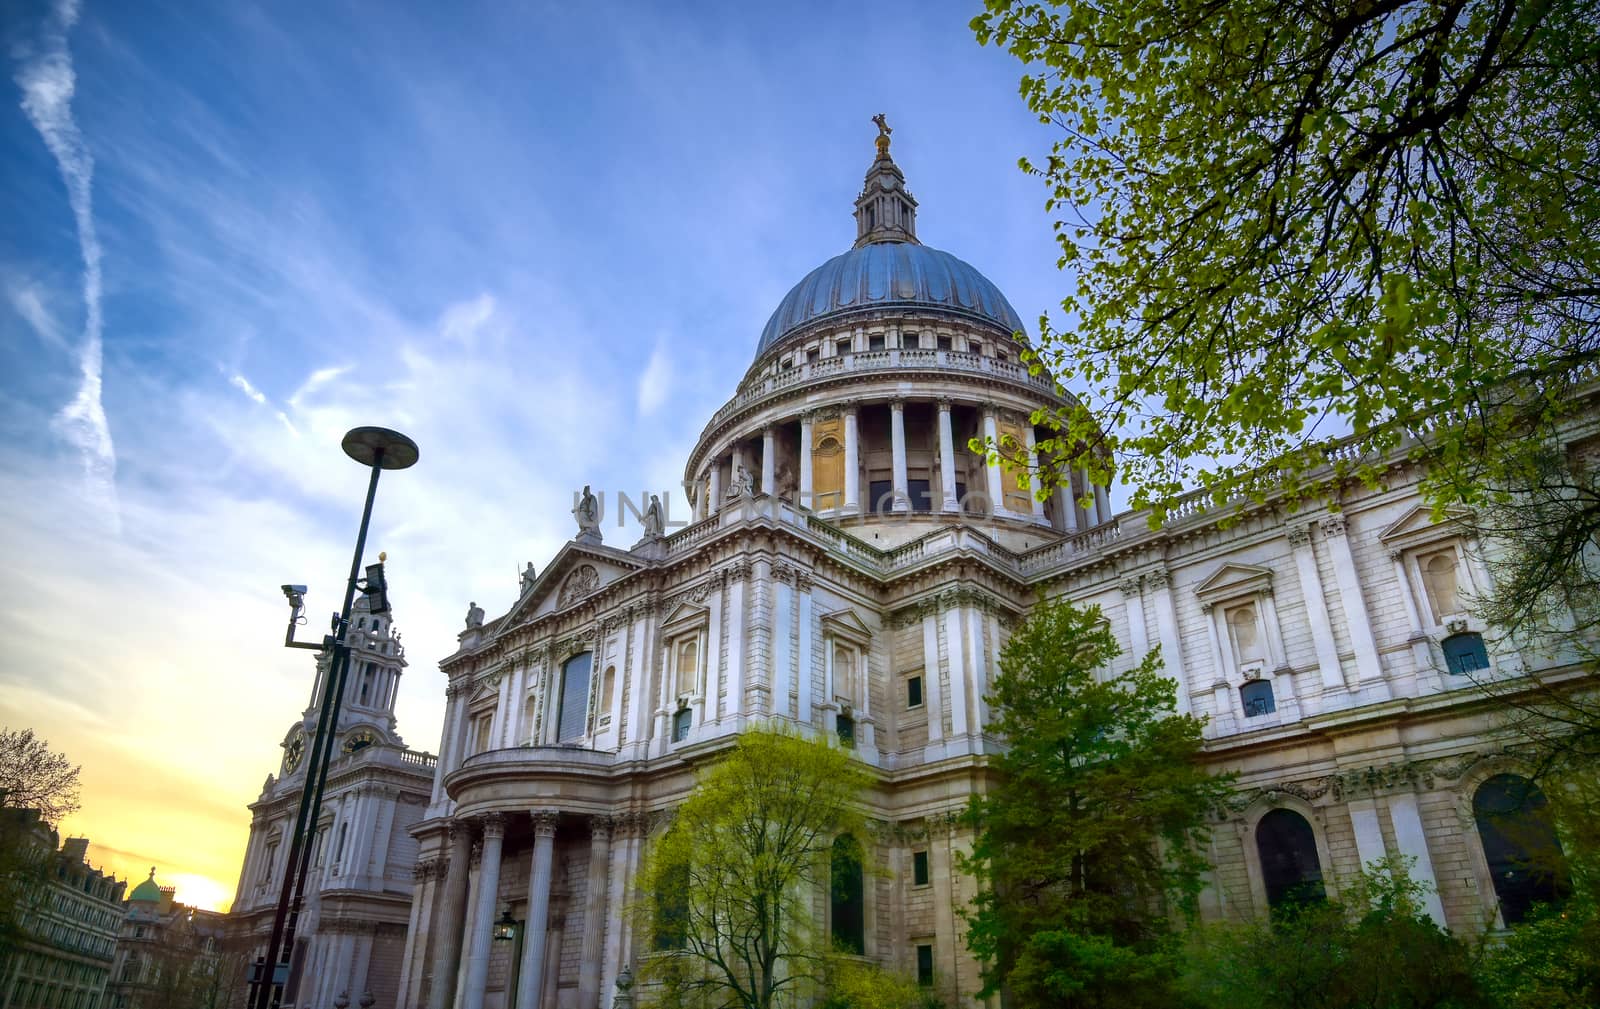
[831,835,865,954]
[599,665,616,714]
[1473,774,1571,925]
[557,652,593,742]
[1240,680,1276,718]
[654,861,689,951]
[1255,809,1325,912]
[1442,632,1490,675]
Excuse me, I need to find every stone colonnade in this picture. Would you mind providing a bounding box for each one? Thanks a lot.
[693,397,1112,530]
[426,810,638,1009]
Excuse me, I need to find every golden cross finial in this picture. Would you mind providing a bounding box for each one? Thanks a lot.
[872,114,892,156]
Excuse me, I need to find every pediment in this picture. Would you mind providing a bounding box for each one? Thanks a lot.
[1193,562,1273,605]
[467,682,499,707]
[661,600,710,634]
[820,608,873,644]
[500,541,648,629]
[1377,505,1472,550]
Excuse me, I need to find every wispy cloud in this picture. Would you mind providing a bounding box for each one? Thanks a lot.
[12,0,118,529]
[637,340,673,416]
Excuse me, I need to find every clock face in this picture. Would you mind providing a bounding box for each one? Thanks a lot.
[284,731,306,773]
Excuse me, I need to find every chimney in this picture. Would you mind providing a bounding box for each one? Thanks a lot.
[62,837,90,863]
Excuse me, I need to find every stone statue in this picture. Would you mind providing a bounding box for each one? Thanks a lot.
[642,494,665,539]
[465,601,485,629]
[873,113,892,138]
[519,561,537,594]
[572,485,602,544]
[727,462,756,500]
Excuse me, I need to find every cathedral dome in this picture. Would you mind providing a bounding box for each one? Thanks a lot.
[756,243,1025,355]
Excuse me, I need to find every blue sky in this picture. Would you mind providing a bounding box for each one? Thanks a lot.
[1,0,1067,907]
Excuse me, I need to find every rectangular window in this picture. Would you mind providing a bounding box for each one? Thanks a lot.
[868,479,894,513]
[912,850,930,886]
[836,713,856,748]
[916,944,934,986]
[907,478,932,512]
[906,675,923,709]
[836,339,851,357]
[557,652,593,742]
[1240,679,1276,718]
[936,335,952,351]
[868,333,886,351]
[672,707,692,742]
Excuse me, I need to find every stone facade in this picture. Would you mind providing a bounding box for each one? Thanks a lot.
[0,810,124,1009]
[107,871,229,1009]
[377,132,1590,1009]
[225,593,435,1008]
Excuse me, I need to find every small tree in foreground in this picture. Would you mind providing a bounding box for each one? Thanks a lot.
[961,598,1231,1008]
[633,727,872,1009]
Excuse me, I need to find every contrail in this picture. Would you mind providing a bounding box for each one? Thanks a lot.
[14,0,120,530]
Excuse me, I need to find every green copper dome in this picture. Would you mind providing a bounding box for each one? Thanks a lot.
[129,869,162,902]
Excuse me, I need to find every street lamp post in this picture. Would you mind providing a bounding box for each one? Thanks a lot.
[249,427,419,1009]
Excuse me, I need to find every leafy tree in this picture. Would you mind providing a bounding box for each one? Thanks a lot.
[633,727,872,1009]
[817,957,944,1009]
[1180,858,1493,1009]
[0,728,79,967]
[971,0,1599,524]
[0,727,81,826]
[1479,892,1600,1009]
[960,598,1231,1007]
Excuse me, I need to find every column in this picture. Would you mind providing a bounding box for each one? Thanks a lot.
[773,572,794,719]
[1322,515,1385,688]
[1094,482,1112,524]
[890,399,909,513]
[1347,799,1388,873]
[724,567,747,725]
[1202,604,1234,730]
[1056,476,1079,534]
[431,690,462,807]
[920,612,944,747]
[626,609,657,758]
[427,822,472,1009]
[761,427,777,497]
[1385,793,1447,925]
[1391,551,1437,675]
[1146,572,1192,715]
[693,475,706,522]
[516,811,559,1009]
[577,818,614,1009]
[799,412,814,510]
[462,816,505,1009]
[797,575,815,723]
[843,408,860,513]
[708,460,722,517]
[1120,577,1150,658]
[937,399,959,513]
[1024,426,1047,523]
[1082,468,1101,526]
[944,603,969,737]
[982,408,1003,516]
[1287,524,1346,692]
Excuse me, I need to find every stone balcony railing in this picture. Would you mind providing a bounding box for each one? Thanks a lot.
[700,348,1065,444]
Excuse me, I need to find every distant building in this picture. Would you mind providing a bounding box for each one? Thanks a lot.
[225,592,436,1009]
[106,870,230,1009]
[0,796,124,1009]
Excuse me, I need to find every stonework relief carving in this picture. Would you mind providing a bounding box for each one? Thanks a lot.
[558,565,601,609]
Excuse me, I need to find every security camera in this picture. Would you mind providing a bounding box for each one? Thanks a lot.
[281,584,308,622]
